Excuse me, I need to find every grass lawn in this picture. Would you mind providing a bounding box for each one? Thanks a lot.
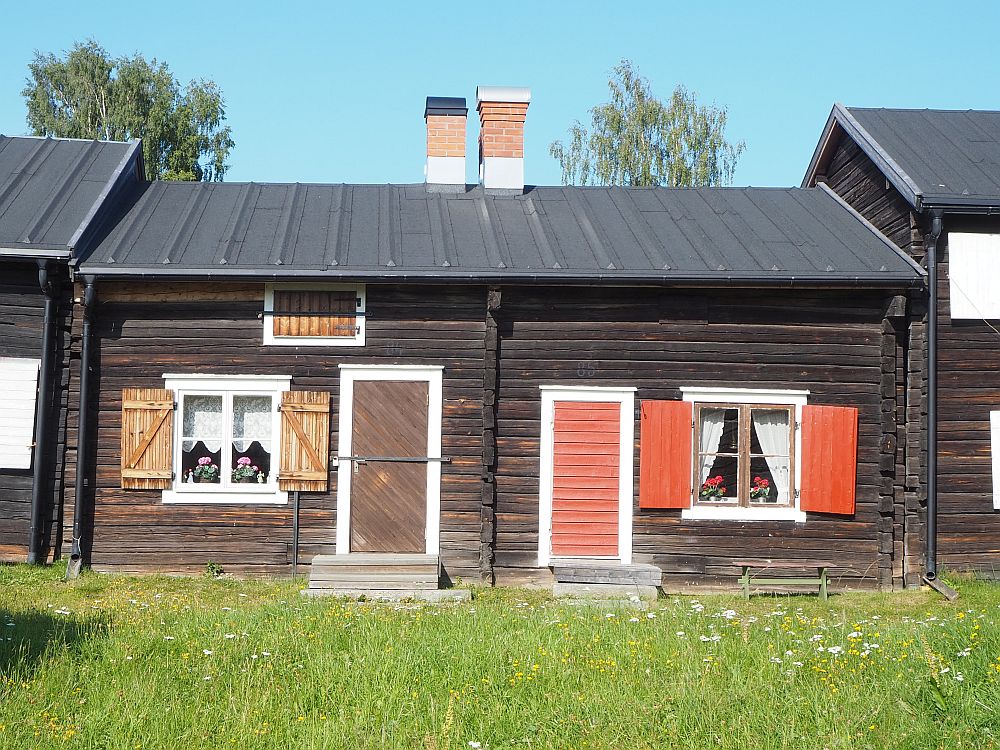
[0,566,998,749]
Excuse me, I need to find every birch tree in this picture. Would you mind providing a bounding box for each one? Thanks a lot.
[550,60,744,187]
[22,40,234,181]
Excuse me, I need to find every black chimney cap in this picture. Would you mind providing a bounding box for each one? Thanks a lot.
[424,97,468,118]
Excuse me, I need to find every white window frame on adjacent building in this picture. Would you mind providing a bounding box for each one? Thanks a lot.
[0,357,40,470]
[948,232,1000,320]
[992,411,1000,511]
[680,387,809,523]
[161,374,291,505]
[263,282,366,347]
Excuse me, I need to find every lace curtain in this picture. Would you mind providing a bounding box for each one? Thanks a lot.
[183,396,223,452]
[232,395,272,452]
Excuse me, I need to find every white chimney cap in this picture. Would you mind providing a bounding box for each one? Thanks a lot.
[476,86,531,104]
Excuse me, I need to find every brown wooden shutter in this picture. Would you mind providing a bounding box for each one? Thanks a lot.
[120,388,175,489]
[279,391,330,491]
[639,400,693,509]
[800,404,858,515]
[273,290,356,337]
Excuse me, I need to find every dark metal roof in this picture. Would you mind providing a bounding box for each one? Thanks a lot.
[79,180,923,286]
[0,135,140,255]
[804,104,1000,209]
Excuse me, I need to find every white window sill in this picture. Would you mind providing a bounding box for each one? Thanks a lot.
[682,506,806,523]
[162,489,288,505]
[264,335,365,347]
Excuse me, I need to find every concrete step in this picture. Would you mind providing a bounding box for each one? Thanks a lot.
[302,588,471,602]
[553,582,659,603]
[308,554,440,593]
[552,561,663,587]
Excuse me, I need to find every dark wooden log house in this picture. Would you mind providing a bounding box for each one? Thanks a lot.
[0,135,142,565]
[805,106,1000,582]
[58,91,928,591]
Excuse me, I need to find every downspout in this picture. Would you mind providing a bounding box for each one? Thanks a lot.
[27,261,58,564]
[67,277,96,579]
[924,210,944,582]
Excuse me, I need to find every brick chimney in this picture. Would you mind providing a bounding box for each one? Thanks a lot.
[424,96,468,189]
[476,86,531,191]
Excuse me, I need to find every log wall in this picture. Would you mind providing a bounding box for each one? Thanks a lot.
[0,261,71,562]
[493,286,899,590]
[823,133,1000,580]
[937,217,1000,577]
[73,282,486,579]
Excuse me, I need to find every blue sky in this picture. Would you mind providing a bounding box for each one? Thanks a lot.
[1,1,997,187]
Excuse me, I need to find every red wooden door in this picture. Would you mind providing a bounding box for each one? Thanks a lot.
[350,381,428,553]
[550,401,621,557]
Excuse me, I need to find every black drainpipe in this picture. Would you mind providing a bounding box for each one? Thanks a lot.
[27,260,58,565]
[924,209,944,581]
[67,277,96,579]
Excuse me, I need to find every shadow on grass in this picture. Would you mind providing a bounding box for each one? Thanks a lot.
[0,609,111,680]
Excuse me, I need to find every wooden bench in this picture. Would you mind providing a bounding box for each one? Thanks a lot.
[734,560,833,601]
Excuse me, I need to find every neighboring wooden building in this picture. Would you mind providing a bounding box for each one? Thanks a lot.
[805,105,1000,581]
[0,135,141,564]
[63,91,927,591]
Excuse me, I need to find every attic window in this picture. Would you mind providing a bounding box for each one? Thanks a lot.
[263,283,366,347]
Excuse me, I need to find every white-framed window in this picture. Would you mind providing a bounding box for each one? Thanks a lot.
[162,374,290,504]
[263,283,365,346]
[0,357,40,470]
[680,387,809,522]
[948,232,1000,319]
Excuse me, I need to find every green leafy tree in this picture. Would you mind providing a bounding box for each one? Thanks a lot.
[550,60,744,187]
[22,40,234,181]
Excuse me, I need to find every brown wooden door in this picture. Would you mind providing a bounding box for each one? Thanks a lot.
[350,381,429,553]
[551,401,621,557]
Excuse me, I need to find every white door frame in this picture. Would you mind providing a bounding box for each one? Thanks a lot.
[336,365,444,555]
[538,385,636,567]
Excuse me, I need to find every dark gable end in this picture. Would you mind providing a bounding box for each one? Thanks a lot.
[805,104,1000,211]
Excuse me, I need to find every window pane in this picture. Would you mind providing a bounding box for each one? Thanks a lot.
[750,409,790,503]
[750,409,789,456]
[749,456,789,504]
[232,395,272,482]
[698,455,738,503]
[182,440,222,484]
[181,396,223,484]
[183,396,223,446]
[697,408,739,502]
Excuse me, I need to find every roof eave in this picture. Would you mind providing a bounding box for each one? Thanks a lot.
[0,246,73,260]
[75,265,924,289]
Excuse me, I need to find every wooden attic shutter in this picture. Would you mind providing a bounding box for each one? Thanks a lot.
[121,388,175,489]
[800,405,858,515]
[273,290,357,337]
[279,391,330,491]
[639,400,693,509]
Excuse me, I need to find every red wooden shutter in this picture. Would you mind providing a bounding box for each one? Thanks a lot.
[800,405,858,515]
[639,400,693,509]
